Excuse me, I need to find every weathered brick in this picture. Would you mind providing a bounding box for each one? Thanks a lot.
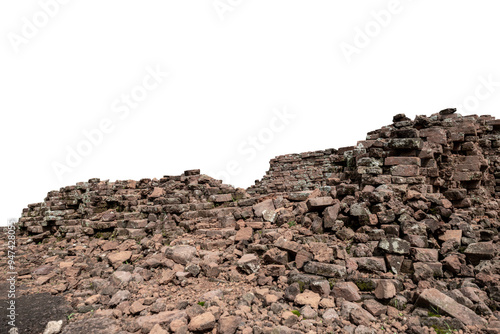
[388,138,424,150]
[384,157,421,166]
[390,165,420,177]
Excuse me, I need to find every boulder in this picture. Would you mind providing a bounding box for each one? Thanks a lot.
[188,312,216,332]
[165,245,197,265]
[295,290,321,309]
[237,254,260,274]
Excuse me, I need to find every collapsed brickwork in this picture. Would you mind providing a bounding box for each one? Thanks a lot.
[18,171,242,243]
[4,108,500,334]
[249,109,500,198]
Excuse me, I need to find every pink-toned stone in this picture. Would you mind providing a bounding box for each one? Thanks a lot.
[363,299,387,316]
[108,251,132,265]
[307,197,335,210]
[295,290,321,309]
[235,227,253,242]
[332,282,361,302]
[188,312,216,332]
[420,127,447,145]
[253,199,275,217]
[439,230,462,245]
[374,280,396,300]
[417,288,486,327]
[385,157,421,166]
[149,187,165,198]
[411,248,439,262]
[390,165,420,177]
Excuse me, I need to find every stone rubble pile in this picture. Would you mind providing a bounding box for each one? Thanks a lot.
[3,109,500,334]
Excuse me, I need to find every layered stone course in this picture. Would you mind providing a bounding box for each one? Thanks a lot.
[19,170,247,242]
[249,110,500,200]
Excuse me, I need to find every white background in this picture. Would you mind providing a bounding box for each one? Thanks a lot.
[1,0,500,226]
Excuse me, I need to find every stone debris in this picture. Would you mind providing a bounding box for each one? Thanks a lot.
[3,110,500,333]
[42,320,63,334]
[416,288,487,328]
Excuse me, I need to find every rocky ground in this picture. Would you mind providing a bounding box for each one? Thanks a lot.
[3,109,500,333]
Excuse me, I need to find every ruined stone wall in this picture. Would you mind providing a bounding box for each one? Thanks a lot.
[17,109,500,242]
[246,147,349,194]
[18,170,247,242]
[8,109,500,333]
[249,110,500,209]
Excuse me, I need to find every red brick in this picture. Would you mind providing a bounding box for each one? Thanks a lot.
[390,165,420,177]
[385,157,421,166]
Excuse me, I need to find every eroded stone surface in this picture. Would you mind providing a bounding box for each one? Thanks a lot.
[417,288,487,328]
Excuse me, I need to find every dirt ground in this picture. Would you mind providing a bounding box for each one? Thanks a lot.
[0,284,71,334]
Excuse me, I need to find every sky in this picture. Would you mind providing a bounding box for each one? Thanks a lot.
[1,0,500,226]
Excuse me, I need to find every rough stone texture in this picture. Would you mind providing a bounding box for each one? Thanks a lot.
[332,282,361,301]
[107,251,132,265]
[218,316,241,334]
[363,299,387,316]
[165,245,197,265]
[378,238,410,255]
[306,197,334,210]
[464,242,495,264]
[43,320,63,334]
[373,280,396,300]
[188,312,216,332]
[354,257,387,273]
[237,254,260,274]
[303,262,346,278]
[295,290,321,309]
[253,199,275,217]
[417,288,487,328]
[234,227,253,242]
